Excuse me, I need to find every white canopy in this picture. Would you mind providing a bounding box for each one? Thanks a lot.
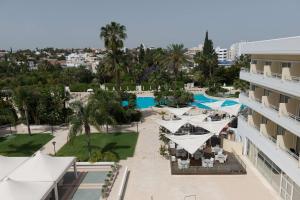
[156,119,188,133]
[180,114,209,126]
[0,156,28,180]
[219,104,242,116]
[202,101,225,110]
[9,151,76,182]
[165,107,193,117]
[165,133,214,154]
[0,177,54,200]
[196,119,232,135]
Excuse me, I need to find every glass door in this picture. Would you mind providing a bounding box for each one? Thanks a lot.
[280,174,293,200]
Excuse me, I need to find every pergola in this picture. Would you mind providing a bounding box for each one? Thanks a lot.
[0,177,55,200]
[165,107,193,117]
[0,156,28,180]
[0,151,77,200]
[165,133,214,155]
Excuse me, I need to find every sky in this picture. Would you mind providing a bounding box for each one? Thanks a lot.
[1,0,300,50]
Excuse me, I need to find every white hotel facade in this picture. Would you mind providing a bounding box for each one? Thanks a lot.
[237,36,300,200]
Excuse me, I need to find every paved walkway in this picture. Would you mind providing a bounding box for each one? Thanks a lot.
[40,126,69,154]
[111,110,280,200]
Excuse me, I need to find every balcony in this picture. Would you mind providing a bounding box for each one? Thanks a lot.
[239,92,300,137]
[240,68,300,97]
[238,117,300,186]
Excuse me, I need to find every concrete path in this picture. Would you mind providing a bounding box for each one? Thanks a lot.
[111,110,280,200]
[40,126,69,155]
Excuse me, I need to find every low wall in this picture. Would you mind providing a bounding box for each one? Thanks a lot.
[223,139,243,155]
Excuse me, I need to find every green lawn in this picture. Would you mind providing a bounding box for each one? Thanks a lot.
[0,134,54,156]
[57,132,138,161]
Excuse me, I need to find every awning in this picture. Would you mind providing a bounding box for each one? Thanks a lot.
[156,119,188,133]
[219,104,242,116]
[196,118,232,135]
[0,156,28,180]
[165,133,214,154]
[0,177,54,200]
[165,107,193,117]
[8,151,76,182]
[202,101,225,110]
[180,114,209,126]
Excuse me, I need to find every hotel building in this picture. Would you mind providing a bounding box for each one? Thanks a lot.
[237,36,300,200]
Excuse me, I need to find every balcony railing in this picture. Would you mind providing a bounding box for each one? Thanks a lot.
[255,70,264,75]
[266,134,277,144]
[270,72,282,79]
[268,103,279,111]
[290,75,300,82]
[285,148,300,161]
[241,67,249,72]
[287,112,300,123]
[242,67,300,83]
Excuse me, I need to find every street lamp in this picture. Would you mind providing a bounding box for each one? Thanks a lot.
[52,141,56,155]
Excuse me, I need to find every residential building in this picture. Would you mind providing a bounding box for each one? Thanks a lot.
[238,36,300,200]
[65,53,85,67]
[186,44,203,57]
[215,47,228,62]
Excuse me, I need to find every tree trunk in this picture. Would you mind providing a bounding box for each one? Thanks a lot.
[84,123,91,159]
[106,123,109,134]
[24,105,31,135]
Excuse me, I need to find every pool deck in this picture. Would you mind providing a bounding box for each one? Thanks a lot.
[109,110,280,200]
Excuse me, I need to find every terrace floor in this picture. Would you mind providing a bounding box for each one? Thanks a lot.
[110,109,281,200]
[170,152,246,175]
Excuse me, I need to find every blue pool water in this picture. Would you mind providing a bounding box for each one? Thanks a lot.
[122,94,239,109]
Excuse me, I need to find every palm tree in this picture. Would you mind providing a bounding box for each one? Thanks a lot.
[100,22,127,90]
[89,90,121,133]
[13,88,32,135]
[69,101,100,158]
[164,44,188,88]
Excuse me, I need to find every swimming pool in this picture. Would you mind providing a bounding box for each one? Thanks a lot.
[122,94,238,109]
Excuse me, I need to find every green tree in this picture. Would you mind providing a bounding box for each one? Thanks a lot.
[100,22,127,90]
[164,44,188,81]
[68,101,102,158]
[0,99,17,134]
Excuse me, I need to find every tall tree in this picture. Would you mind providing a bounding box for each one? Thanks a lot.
[100,22,127,90]
[164,44,188,88]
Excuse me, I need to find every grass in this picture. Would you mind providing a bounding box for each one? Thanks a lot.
[57,132,138,161]
[0,134,54,156]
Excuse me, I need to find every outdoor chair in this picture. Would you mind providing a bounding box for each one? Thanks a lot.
[178,159,183,169]
[171,156,176,162]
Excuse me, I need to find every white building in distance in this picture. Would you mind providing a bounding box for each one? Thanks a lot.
[215,47,228,62]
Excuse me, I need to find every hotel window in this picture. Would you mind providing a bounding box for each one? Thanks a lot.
[265,61,272,65]
[251,60,257,64]
[279,94,290,103]
[281,62,291,68]
[276,125,285,135]
[250,85,256,91]
[261,116,268,124]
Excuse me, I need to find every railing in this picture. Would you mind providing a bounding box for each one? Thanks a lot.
[289,75,300,83]
[284,148,300,161]
[255,70,264,75]
[287,112,300,123]
[240,68,250,72]
[269,104,279,111]
[253,96,262,103]
[266,134,277,144]
[269,72,282,79]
